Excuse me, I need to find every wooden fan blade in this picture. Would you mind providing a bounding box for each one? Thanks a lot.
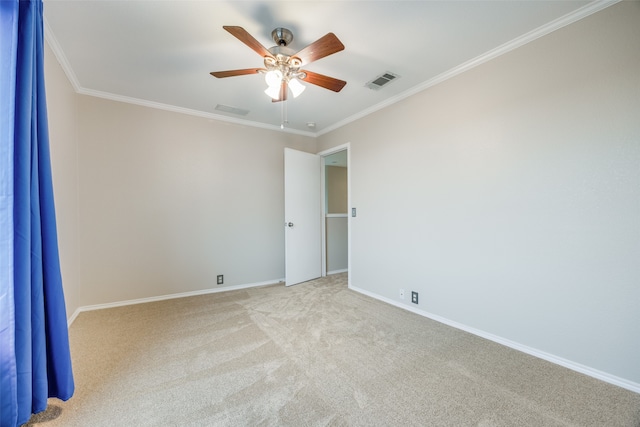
[301,71,346,92]
[292,33,345,66]
[272,81,288,103]
[210,68,264,78]
[223,26,273,58]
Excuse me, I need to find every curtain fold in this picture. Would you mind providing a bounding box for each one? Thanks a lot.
[1,1,74,426]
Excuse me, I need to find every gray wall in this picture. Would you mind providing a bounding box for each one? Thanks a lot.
[318,2,640,385]
[326,217,348,273]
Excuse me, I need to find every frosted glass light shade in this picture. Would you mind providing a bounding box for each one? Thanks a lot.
[265,70,283,87]
[264,84,281,100]
[289,78,306,98]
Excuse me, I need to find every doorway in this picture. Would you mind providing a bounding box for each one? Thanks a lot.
[319,144,350,278]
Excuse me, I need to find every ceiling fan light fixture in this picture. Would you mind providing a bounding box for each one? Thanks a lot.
[264,84,281,100]
[288,78,306,98]
[265,69,283,87]
[212,26,346,109]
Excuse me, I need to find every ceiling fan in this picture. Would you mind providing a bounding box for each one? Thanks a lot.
[211,26,346,102]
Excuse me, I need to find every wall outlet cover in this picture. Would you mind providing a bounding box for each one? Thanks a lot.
[411,291,418,304]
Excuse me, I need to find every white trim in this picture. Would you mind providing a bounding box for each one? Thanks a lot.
[326,213,348,218]
[317,143,351,161]
[320,157,327,277]
[66,273,639,392]
[44,18,81,92]
[327,268,348,276]
[348,284,640,395]
[67,309,81,327]
[67,278,284,326]
[80,87,317,137]
[42,20,314,138]
[44,1,618,138]
[316,0,621,137]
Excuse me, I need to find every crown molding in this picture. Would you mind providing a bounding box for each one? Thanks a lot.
[318,0,621,136]
[43,18,314,137]
[44,1,619,138]
[44,17,81,92]
[76,87,316,137]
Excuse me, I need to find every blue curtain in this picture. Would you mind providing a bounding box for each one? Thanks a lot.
[1,1,74,426]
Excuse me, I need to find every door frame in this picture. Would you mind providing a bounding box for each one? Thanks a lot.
[318,143,351,284]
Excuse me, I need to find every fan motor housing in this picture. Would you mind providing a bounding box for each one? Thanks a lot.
[272,27,293,46]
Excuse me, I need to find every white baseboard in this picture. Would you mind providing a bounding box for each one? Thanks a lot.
[327,268,348,275]
[67,278,284,327]
[67,309,81,327]
[67,277,639,394]
[349,284,640,395]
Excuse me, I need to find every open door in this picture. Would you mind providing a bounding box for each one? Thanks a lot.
[284,148,321,286]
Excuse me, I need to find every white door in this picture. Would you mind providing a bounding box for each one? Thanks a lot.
[284,148,321,286]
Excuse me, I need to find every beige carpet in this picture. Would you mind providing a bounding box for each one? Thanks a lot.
[26,273,640,426]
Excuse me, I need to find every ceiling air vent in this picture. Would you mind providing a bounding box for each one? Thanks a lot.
[215,104,249,116]
[365,72,399,90]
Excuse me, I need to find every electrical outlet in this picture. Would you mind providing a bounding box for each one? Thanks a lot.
[399,289,405,299]
[411,291,419,304]
[217,275,223,285]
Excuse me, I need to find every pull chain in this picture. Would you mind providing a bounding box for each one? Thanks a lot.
[280,98,288,129]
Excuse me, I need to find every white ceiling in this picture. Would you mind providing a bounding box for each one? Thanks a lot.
[44,1,609,136]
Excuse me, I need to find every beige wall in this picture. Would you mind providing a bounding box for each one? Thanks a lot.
[45,43,81,318]
[326,166,347,214]
[44,1,639,388]
[45,45,316,307]
[74,97,316,305]
[318,2,640,385]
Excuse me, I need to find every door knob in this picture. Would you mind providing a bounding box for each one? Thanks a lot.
[287,222,294,227]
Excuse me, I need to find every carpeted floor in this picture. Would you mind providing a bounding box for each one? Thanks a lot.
[26,273,640,426]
